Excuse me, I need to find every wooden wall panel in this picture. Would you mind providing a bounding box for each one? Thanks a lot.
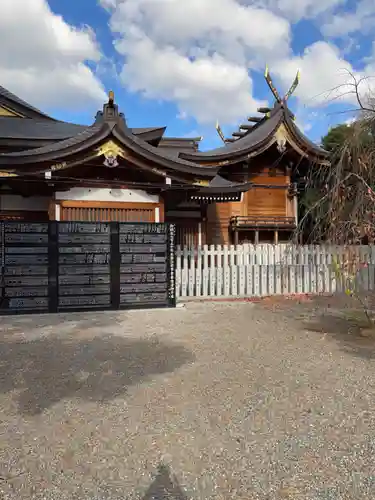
[61,206,155,222]
[247,188,287,217]
[206,202,231,245]
[58,201,161,223]
[249,174,289,185]
[229,199,246,217]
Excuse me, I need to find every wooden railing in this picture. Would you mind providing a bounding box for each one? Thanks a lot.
[230,216,296,229]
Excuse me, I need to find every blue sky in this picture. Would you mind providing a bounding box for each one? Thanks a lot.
[2,0,374,151]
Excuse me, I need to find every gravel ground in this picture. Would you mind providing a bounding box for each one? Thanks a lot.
[0,298,374,499]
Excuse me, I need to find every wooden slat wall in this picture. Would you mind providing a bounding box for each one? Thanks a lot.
[58,201,162,223]
[61,206,155,222]
[204,165,294,245]
[248,188,287,217]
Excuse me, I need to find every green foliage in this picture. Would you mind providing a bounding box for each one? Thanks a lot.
[321,124,353,153]
[322,122,374,155]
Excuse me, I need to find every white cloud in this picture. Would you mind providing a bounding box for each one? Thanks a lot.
[102,0,290,124]
[272,42,358,106]
[0,0,106,111]
[116,36,264,124]
[101,0,373,127]
[254,0,345,22]
[321,0,375,37]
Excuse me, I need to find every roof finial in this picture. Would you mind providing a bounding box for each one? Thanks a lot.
[108,90,115,106]
[264,65,281,103]
[283,70,300,101]
[215,119,226,144]
[264,66,301,103]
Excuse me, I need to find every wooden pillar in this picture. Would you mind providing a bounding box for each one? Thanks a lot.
[254,230,259,245]
[158,198,165,223]
[48,198,58,220]
[234,230,239,246]
[274,230,279,245]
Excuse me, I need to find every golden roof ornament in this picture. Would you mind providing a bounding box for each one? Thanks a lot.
[108,90,115,105]
[97,140,126,168]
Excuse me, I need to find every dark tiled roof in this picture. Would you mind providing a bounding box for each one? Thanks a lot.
[180,104,328,162]
[195,175,252,194]
[0,124,103,157]
[180,109,283,161]
[0,117,166,142]
[0,86,55,120]
[113,127,219,175]
[133,127,164,135]
[209,175,238,187]
[156,147,181,159]
[159,137,202,146]
[0,117,87,140]
[0,120,218,177]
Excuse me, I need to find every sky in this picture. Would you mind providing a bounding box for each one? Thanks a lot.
[1,0,375,151]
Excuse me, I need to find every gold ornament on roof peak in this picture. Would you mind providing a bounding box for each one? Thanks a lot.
[97,140,126,168]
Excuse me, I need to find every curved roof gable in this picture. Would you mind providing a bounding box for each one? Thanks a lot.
[0,116,166,147]
[180,107,284,163]
[0,85,56,121]
[180,103,328,164]
[180,68,329,165]
[0,93,219,177]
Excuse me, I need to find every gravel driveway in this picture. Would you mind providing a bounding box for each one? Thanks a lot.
[0,299,374,499]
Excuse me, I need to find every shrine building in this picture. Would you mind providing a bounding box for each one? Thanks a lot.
[0,69,329,246]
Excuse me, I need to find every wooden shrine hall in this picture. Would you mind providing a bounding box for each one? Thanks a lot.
[0,69,329,246]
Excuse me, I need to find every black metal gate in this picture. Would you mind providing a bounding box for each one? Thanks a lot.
[0,221,176,315]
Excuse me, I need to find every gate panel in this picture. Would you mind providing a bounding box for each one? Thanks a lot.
[0,221,176,315]
[119,223,175,308]
[0,222,50,314]
[57,222,112,312]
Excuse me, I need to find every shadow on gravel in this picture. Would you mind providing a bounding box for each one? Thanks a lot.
[0,334,194,415]
[142,464,188,500]
[304,312,375,360]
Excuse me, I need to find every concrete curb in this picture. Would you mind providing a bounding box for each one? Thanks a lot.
[178,293,335,304]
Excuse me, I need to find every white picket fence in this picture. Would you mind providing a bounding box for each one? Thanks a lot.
[175,244,375,298]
